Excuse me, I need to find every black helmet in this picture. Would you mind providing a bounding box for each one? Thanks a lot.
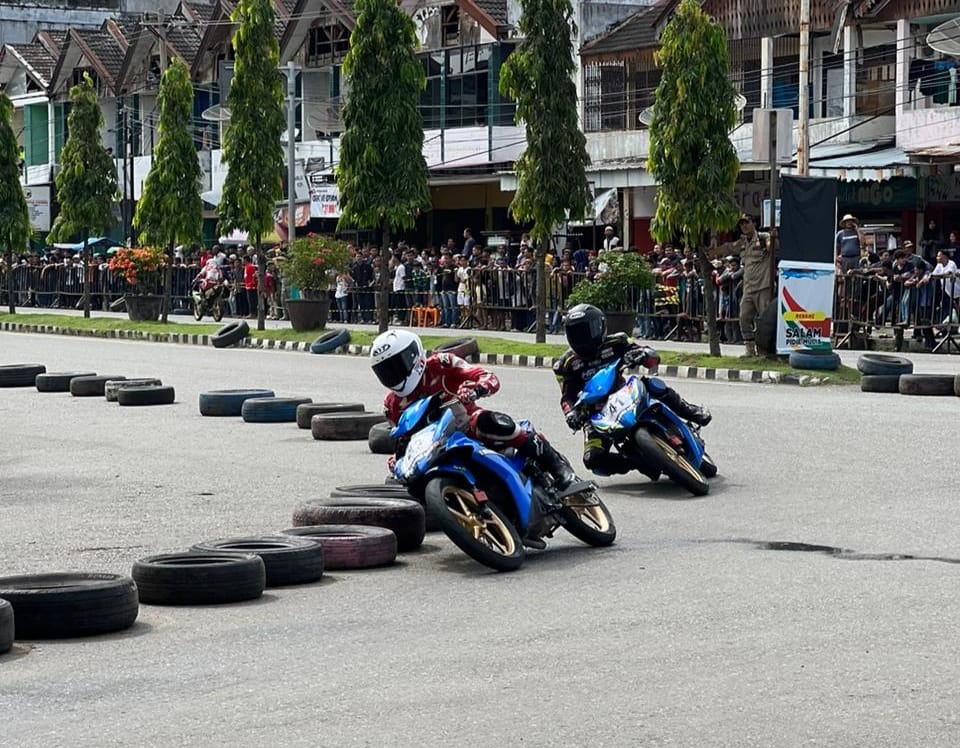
[563,304,606,358]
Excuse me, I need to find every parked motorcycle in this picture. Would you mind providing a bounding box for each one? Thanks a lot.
[192,283,226,322]
[391,395,616,572]
[573,356,716,496]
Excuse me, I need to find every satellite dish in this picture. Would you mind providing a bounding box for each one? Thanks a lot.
[201,105,231,122]
[735,93,747,111]
[280,128,300,144]
[927,17,960,57]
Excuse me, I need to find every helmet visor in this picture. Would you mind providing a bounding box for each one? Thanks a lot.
[566,315,605,356]
[372,340,421,390]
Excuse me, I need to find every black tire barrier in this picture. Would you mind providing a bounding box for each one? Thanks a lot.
[956,374,960,398]
[310,328,350,354]
[105,378,162,402]
[211,320,250,349]
[189,536,324,587]
[132,553,266,606]
[0,573,138,639]
[292,498,426,552]
[788,350,841,371]
[242,396,312,423]
[856,353,914,377]
[368,422,395,455]
[898,373,956,396]
[36,371,97,392]
[430,337,479,359]
[70,375,127,397]
[295,402,365,430]
[311,412,387,441]
[331,485,441,534]
[279,525,397,570]
[199,389,276,417]
[0,363,46,388]
[860,374,902,393]
[0,599,13,654]
[118,385,176,406]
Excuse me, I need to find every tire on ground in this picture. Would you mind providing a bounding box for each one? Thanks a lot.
[0,599,13,653]
[242,396,312,423]
[211,320,250,349]
[788,350,841,371]
[189,536,323,587]
[310,328,350,354]
[293,498,425,552]
[0,363,46,388]
[36,371,96,392]
[118,385,176,406]
[955,374,960,398]
[430,337,479,359]
[70,375,126,397]
[857,353,914,376]
[199,389,275,417]
[0,573,138,639]
[311,412,386,440]
[861,374,902,393]
[755,302,777,356]
[279,525,397,570]
[105,378,162,402]
[368,422,395,454]
[132,553,265,605]
[331,486,441,533]
[295,402,365,429]
[898,373,955,396]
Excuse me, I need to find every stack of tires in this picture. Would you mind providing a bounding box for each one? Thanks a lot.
[788,349,841,372]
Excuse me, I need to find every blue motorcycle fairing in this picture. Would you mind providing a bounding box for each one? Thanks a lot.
[391,395,435,440]
[574,359,620,407]
[589,375,643,433]
[638,404,705,465]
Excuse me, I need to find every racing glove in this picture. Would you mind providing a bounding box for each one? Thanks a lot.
[457,381,482,404]
[565,409,583,431]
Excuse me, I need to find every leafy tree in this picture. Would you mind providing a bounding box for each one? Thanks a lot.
[219,0,285,331]
[499,0,591,343]
[134,59,202,323]
[648,0,740,356]
[336,0,430,332]
[48,74,118,318]
[0,93,30,314]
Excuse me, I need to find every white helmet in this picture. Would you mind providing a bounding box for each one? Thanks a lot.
[370,329,426,398]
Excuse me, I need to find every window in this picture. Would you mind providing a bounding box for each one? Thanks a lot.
[584,63,626,132]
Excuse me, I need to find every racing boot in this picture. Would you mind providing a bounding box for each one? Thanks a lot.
[659,389,712,427]
[588,452,636,477]
[518,432,578,493]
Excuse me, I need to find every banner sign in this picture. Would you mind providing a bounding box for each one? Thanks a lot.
[776,261,836,353]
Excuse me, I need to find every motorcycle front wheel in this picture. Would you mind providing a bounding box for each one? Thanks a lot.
[635,430,709,497]
[212,297,224,322]
[560,487,616,547]
[700,452,718,478]
[192,298,204,321]
[425,476,524,572]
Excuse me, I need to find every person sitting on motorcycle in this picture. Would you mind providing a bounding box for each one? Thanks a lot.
[193,258,223,299]
[554,303,712,477]
[371,329,578,492]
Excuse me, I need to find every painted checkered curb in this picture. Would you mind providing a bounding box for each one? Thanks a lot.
[0,321,827,385]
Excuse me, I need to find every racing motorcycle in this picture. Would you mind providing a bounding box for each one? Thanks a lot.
[192,282,226,322]
[573,355,716,497]
[391,395,616,572]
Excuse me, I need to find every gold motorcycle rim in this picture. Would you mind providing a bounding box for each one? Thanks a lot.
[442,486,517,557]
[651,436,705,483]
[562,491,611,533]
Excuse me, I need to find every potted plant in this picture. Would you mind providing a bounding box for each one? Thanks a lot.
[565,250,654,334]
[283,233,353,331]
[107,246,167,321]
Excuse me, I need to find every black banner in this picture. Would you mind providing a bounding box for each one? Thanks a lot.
[779,176,839,264]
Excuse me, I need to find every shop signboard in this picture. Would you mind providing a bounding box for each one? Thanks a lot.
[23,184,51,232]
[837,177,916,210]
[776,261,836,354]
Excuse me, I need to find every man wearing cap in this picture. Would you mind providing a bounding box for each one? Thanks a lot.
[835,214,863,273]
[602,225,620,252]
[715,214,775,357]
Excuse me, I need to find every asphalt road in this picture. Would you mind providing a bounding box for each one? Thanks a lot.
[1,333,959,747]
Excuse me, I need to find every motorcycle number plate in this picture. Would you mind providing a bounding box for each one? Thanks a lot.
[600,387,635,423]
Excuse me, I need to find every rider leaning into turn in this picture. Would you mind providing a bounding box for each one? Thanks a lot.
[370,329,578,492]
[192,258,223,298]
[554,304,712,477]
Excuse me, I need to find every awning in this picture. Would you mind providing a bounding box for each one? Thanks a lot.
[781,142,916,181]
[218,229,282,246]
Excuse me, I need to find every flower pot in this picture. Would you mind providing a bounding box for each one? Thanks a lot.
[605,310,636,336]
[124,294,163,322]
[286,298,330,332]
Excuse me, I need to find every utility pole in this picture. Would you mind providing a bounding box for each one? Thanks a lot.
[769,109,779,286]
[797,0,811,176]
[282,61,299,245]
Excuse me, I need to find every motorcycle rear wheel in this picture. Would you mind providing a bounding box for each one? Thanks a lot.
[425,476,524,572]
[560,487,616,547]
[635,430,709,496]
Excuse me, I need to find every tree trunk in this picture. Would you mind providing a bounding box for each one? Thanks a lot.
[697,246,721,357]
[379,219,391,333]
[82,231,91,319]
[255,233,265,331]
[534,242,549,344]
[5,246,14,314]
[161,239,173,324]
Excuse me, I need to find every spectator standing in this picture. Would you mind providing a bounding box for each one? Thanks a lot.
[242,256,258,319]
[334,269,352,322]
[930,248,959,332]
[463,228,476,264]
[602,225,620,252]
[717,255,743,343]
[351,249,374,324]
[835,214,864,272]
[438,256,458,328]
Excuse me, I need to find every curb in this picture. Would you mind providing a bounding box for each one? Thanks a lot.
[0,321,827,385]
